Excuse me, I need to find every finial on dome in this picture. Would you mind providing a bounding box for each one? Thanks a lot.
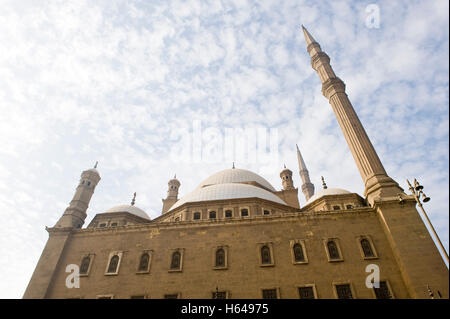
[284,164,286,169]
[174,173,176,179]
[94,161,98,169]
[232,162,235,169]
[131,192,136,206]
[321,176,328,189]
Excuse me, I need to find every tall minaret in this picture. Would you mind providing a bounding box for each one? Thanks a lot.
[301,26,403,205]
[54,163,101,229]
[162,175,180,214]
[301,27,449,299]
[296,144,314,201]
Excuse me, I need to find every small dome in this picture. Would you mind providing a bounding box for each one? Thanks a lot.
[85,168,99,175]
[169,183,287,211]
[305,188,352,205]
[104,205,151,220]
[196,168,276,191]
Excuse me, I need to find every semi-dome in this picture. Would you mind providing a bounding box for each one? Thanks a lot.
[196,168,276,191]
[305,188,352,205]
[169,183,287,211]
[104,205,151,220]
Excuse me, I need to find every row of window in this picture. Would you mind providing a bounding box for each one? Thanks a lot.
[174,204,358,223]
[191,208,269,221]
[93,282,393,299]
[79,236,378,277]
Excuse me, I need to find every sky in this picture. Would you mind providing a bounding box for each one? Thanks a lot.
[0,0,448,299]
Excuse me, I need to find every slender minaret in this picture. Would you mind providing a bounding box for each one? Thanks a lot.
[296,144,314,201]
[301,26,403,205]
[162,175,180,214]
[301,26,449,299]
[280,165,294,190]
[54,163,101,228]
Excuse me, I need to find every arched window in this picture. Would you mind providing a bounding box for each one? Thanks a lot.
[333,205,341,210]
[80,256,90,274]
[138,253,150,272]
[327,240,340,260]
[261,246,271,264]
[171,251,181,269]
[293,243,305,262]
[215,248,225,267]
[225,210,232,218]
[107,255,119,273]
[361,239,374,257]
[209,211,216,219]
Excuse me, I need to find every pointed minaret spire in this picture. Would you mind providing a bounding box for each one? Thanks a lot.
[301,25,317,46]
[232,162,235,169]
[131,192,136,206]
[296,144,315,201]
[301,27,402,205]
[321,176,328,189]
[94,161,98,169]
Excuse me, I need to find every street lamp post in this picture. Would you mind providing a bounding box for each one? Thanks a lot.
[406,178,449,264]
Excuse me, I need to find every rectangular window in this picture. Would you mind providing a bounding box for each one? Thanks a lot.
[111,223,118,227]
[298,287,315,299]
[209,211,216,219]
[374,281,393,299]
[193,212,201,220]
[241,208,249,217]
[164,294,179,299]
[262,289,278,299]
[335,284,353,299]
[130,295,146,299]
[263,210,270,215]
[225,210,232,218]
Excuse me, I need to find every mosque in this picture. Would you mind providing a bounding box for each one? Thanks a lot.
[23,27,448,299]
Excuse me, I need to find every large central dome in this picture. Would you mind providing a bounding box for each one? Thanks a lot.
[168,168,285,211]
[196,168,276,191]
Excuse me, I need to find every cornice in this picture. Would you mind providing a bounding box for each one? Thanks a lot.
[70,207,375,238]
